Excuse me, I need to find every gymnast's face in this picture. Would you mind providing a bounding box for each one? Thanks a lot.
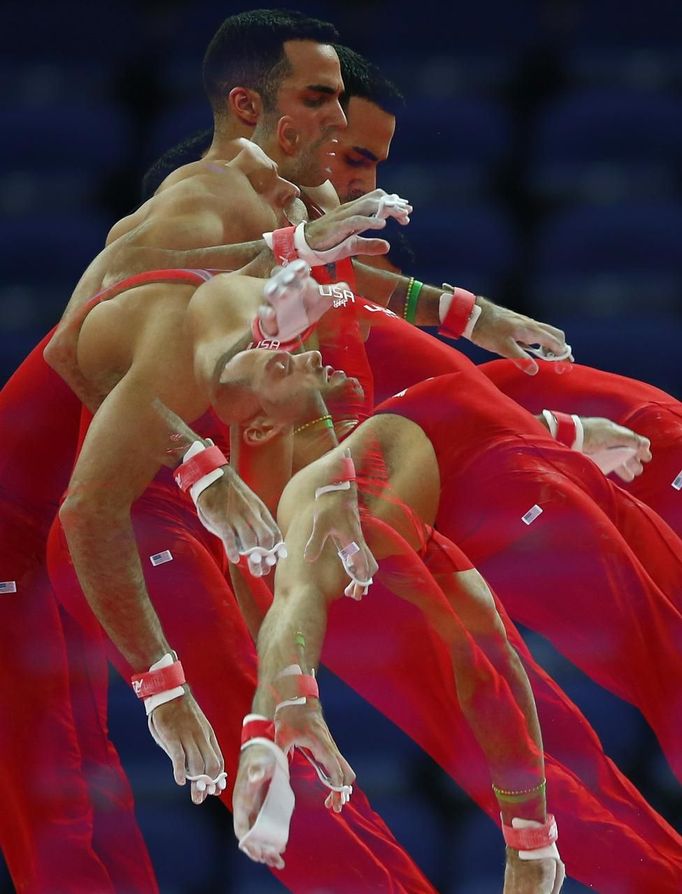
[222,349,353,427]
[328,97,395,202]
[229,139,306,226]
[269,40,347,186]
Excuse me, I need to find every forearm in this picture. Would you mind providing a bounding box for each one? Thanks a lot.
[60,498,171,671]
[151,399,218,469]
[352,261,445,325]
[252,583,329,717]
[105,241,274,282]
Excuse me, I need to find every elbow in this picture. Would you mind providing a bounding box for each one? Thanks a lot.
[59,491,88,538]
[59,488,126,538]
[43,332,65,373]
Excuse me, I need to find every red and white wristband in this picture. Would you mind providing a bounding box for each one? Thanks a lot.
[274,664,320,714]
[313,454,373,595]
[263,222,341,267]
[264,220,386,268]
[174,440,227,504]
[314,454,356,500]
[541,410,584,452]
[438,285,481,340]
[131,652,186,716]
[502,814,564,889]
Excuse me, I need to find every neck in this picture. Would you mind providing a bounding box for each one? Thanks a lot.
[205,117,253,161]
[231,426,294,517]
[292,424,339,473]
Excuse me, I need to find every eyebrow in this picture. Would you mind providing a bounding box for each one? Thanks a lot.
[351,145,379,163]
[305,83,338,95]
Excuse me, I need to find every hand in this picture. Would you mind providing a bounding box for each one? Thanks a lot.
[504,848,565,894]
[580,417,652,481]
[196,467,283,576]
[303,189,413,261]
[276,703,356,813]
[233,742,292,870]
[304,457,378,600]
[148,692,225,805]
[471,297,571,375]
[259,260,344,343]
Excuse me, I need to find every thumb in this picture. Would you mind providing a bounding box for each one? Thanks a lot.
[304,520,328,563]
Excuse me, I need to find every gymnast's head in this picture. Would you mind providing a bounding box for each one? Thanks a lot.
[212,348,358,443]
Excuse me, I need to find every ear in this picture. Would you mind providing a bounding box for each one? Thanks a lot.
[228,87,262,127]
[242,415,283,446]
[276,115,300,156]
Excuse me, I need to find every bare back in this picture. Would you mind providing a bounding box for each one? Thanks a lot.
[65,152,286,318]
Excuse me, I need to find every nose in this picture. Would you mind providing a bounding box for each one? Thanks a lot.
[328,99,347,131]
[303,350,322,369]
[280,179,300,203]
[353,169,376,196]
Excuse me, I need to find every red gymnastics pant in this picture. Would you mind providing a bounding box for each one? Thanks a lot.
[481,359,682,535]
[0,334,157,894]
[47,485,437,894]
[364,312,682,534]
[319,522,682,894]
[397,396,682,781]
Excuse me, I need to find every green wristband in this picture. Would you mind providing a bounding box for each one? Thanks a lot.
[404,277,423,324]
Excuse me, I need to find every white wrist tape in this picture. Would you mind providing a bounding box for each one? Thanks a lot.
[182,440,225,504]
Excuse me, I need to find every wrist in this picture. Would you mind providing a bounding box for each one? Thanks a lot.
[174,440,228,504]
[131,651,186,715]
[541,411,584,452]
[438,286,480,339]
[273,664,320,714]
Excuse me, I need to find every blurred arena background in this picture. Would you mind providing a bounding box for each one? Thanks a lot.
[1,0,680,891]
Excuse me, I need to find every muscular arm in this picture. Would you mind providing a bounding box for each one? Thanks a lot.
[103,241,275,285]
[353,261,569,369]
[58,373,182,670]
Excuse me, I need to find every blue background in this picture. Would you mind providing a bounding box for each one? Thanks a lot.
[1,0,680,891]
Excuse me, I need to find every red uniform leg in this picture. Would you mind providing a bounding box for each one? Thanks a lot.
[49,503,438,894]
[322,559,682,893]
[0,553,115,894]
[480,359,682,536]
[621,403,682,536]
[440,445,682,781]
